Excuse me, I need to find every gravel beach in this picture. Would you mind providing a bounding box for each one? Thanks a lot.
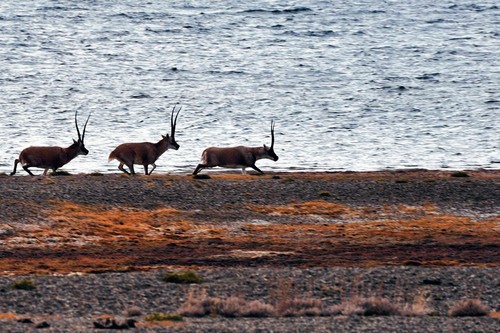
[0,170,498,332]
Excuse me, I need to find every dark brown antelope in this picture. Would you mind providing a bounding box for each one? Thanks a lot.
[11,111,91,176]
[108,106,181,175]
[193,121,278,175]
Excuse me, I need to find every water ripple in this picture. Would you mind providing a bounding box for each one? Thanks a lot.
[0,0,498,174]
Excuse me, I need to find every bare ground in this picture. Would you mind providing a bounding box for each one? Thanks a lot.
[0,170,498,332]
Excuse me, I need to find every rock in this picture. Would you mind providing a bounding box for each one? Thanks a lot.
[35,321,50,328]
[17,317,33,324]
[93,316,136,329]
[422,278,442,285]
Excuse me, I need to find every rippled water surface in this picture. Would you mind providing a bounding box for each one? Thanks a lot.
[0,0,498,174]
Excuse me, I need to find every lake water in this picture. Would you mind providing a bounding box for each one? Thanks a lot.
[0,0,498,175]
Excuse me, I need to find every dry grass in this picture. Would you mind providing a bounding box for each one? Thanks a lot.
[1,198,497,274]
[249,200,359,218]
[177,277,434,318]
[177,289,217,317]
[448,299,491,317]
[329,296,431,316]
[248,201,498,248]
[144,313,183,322]
[217,297,276,318]
[2,200,187,248]
[177,292,432,318]
[0,312,18,320]
[178,289,275,318]
[123,306,142,317]
[1,171,498,275]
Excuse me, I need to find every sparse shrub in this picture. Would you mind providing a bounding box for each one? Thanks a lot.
[451,171,469,178]
[329,296,430,317]
[448,299,490,317]
[356,297,403,316]
[178,290,274,318]
[329,301,364,316]
[318,191,331,197]
[11,279,36,290]
[215,296,245,318]
[218,297,275,317]
[124,306,142,317]
[89,172,104,176]
[241,300,276,317]
[178,289,218,317]
[402,289,433,316]
[145,313,183,322]
[162,271,202,284]
[271,278,327,317]
[277,297,325,317]
[176,285,433,319]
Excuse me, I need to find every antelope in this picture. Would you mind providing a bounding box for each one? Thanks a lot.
[193,121,278,175]
[10,111,91,176]
[108,106,181,175]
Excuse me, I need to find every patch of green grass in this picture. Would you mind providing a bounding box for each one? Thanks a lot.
[11,279,36,290]
[145,313,183,322]
[162,271,203,284]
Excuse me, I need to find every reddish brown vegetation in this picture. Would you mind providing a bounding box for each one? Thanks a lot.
[0,171,498,275]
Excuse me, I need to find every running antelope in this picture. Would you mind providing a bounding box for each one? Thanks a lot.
[193,121,278,175]
[108,106,181,175]
[11,111,91,176]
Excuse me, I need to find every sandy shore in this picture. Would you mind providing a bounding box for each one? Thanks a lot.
[0,170,498,332]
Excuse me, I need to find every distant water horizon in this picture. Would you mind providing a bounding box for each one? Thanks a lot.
[0,1,498,175]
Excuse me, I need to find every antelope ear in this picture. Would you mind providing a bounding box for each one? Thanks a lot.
[73,139,77,144]
[162,135,166,139]
[264,144,268,149]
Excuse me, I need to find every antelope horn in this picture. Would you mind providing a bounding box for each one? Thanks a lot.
[170,106,181,138]
[81,113,91,143]
[75,111,82,142]
[270,120,275,149]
